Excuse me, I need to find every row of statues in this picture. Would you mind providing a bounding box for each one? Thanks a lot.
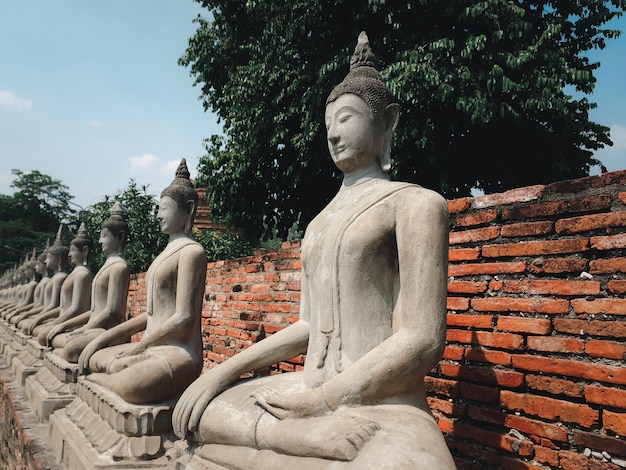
[0,33,455,469]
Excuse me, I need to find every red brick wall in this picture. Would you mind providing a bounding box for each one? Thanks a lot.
[126,169,626,469]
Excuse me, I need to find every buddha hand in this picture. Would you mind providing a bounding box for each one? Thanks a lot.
[252,386,331,420]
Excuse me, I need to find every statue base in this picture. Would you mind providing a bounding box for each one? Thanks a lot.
[24,352,78,421]
[11,338,48,386]
[49,377,174,469]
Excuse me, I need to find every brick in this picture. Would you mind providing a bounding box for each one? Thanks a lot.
[501,195,610,220]
[448,247,481,261]
[586,339,626,360]
[443,345,465,361]
[527,336,585,353]
[449,226,501,244]
[559,450,622,470]
[483,238,589,257]
[497,317,551,334]
[460,382,500,403]
[439,363,525,388]
[620,191,626,204]
[572,430,626,458]
[427,397,466,417]
[528,256,588,274]
[454,440,501,466]
[604,410,626,437]
[526,374,585,398]
[454,209,498,227]
[447,297,470,311]
[534,446,559,467]
[464,348,512,365]
[473,185,545,209]
[585,385,626,409]
[571,298,626,315]
[502,279,600,296]
[467,404,505,425]
[424,376,460,398]
[590,233,626,250]
[504,414,568,442]
[446,330,524,349]
[500,390,599,427]
[589,257,626,274]
[556,212,626,234]
[472,297,569,315]
[448,280,488,294]
[448,197,472,214]
[446,313,494,329]
[501,220,553,237]
[512,354,626,385]
[608,280,626,295]
[553,318,626,339]
[449,262,527,276]
[499,456,546,470]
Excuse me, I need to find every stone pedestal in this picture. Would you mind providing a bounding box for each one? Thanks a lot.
[25,352,78,421]
[12,337,48,386]
[2,330,29,367]
[49,377,174,469]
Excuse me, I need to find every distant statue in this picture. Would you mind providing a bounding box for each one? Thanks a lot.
[0,250,38,316]
[49,202,130,362]
[172,32,455,468]
[4,243,50,322]
[78,159,208,405]
[13,226,69,331]
[30,223,93,343]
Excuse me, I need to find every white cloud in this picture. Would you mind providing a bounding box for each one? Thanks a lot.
[87,119,101,128]
[0,89,32,110]
[129,153,159,173]
[162,159,181,175]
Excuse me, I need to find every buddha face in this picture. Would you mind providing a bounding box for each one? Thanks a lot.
[68,243,84,266]
[325,93,384,174]
[46,251,59,271]
[157,195,188,236]
[99,228,119,255]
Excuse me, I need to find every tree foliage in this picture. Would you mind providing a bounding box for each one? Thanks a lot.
[85,180,167,274]
[182,0,625,241]
[0,169,76,273]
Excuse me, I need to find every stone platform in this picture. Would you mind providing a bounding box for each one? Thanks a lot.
[12,337,49,386]
[49,377,175,469]
[25,352,78,421]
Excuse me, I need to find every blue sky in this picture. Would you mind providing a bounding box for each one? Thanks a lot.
[1,2,625,212]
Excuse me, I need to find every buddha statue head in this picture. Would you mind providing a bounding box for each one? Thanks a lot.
[101,201,129,255]
[69,222,92,267]
[326,31,400,172]
[159,158,198,235]
[47,225,69,272]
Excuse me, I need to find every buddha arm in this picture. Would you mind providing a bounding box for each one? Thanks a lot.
[87,264,129,329]
[321,190,449,409]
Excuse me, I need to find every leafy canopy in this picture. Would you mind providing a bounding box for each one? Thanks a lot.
[0,169,76,272]
[181,0,625,241]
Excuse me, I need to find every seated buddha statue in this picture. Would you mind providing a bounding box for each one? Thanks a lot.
[13,227,69,331]
[171,32,455,469]
[48,201,130,362]
[30,223,93,343]
[78,159,208,405]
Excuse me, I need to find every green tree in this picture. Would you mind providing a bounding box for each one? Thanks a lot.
[85,180,167,274]
[0,170,76,272]
[181,0,625,241]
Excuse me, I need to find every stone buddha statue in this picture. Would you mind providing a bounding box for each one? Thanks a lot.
[3,243,50,322]
[13,226,69,331]
[0,250,38,316]
[29,223,93,343]
[171,32,456,469]
[77,159,208,405]
[48,201,131,362]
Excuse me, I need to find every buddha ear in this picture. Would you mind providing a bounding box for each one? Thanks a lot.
[384,103,400,134]
[380,103,400,172]
[184,200,196,234]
